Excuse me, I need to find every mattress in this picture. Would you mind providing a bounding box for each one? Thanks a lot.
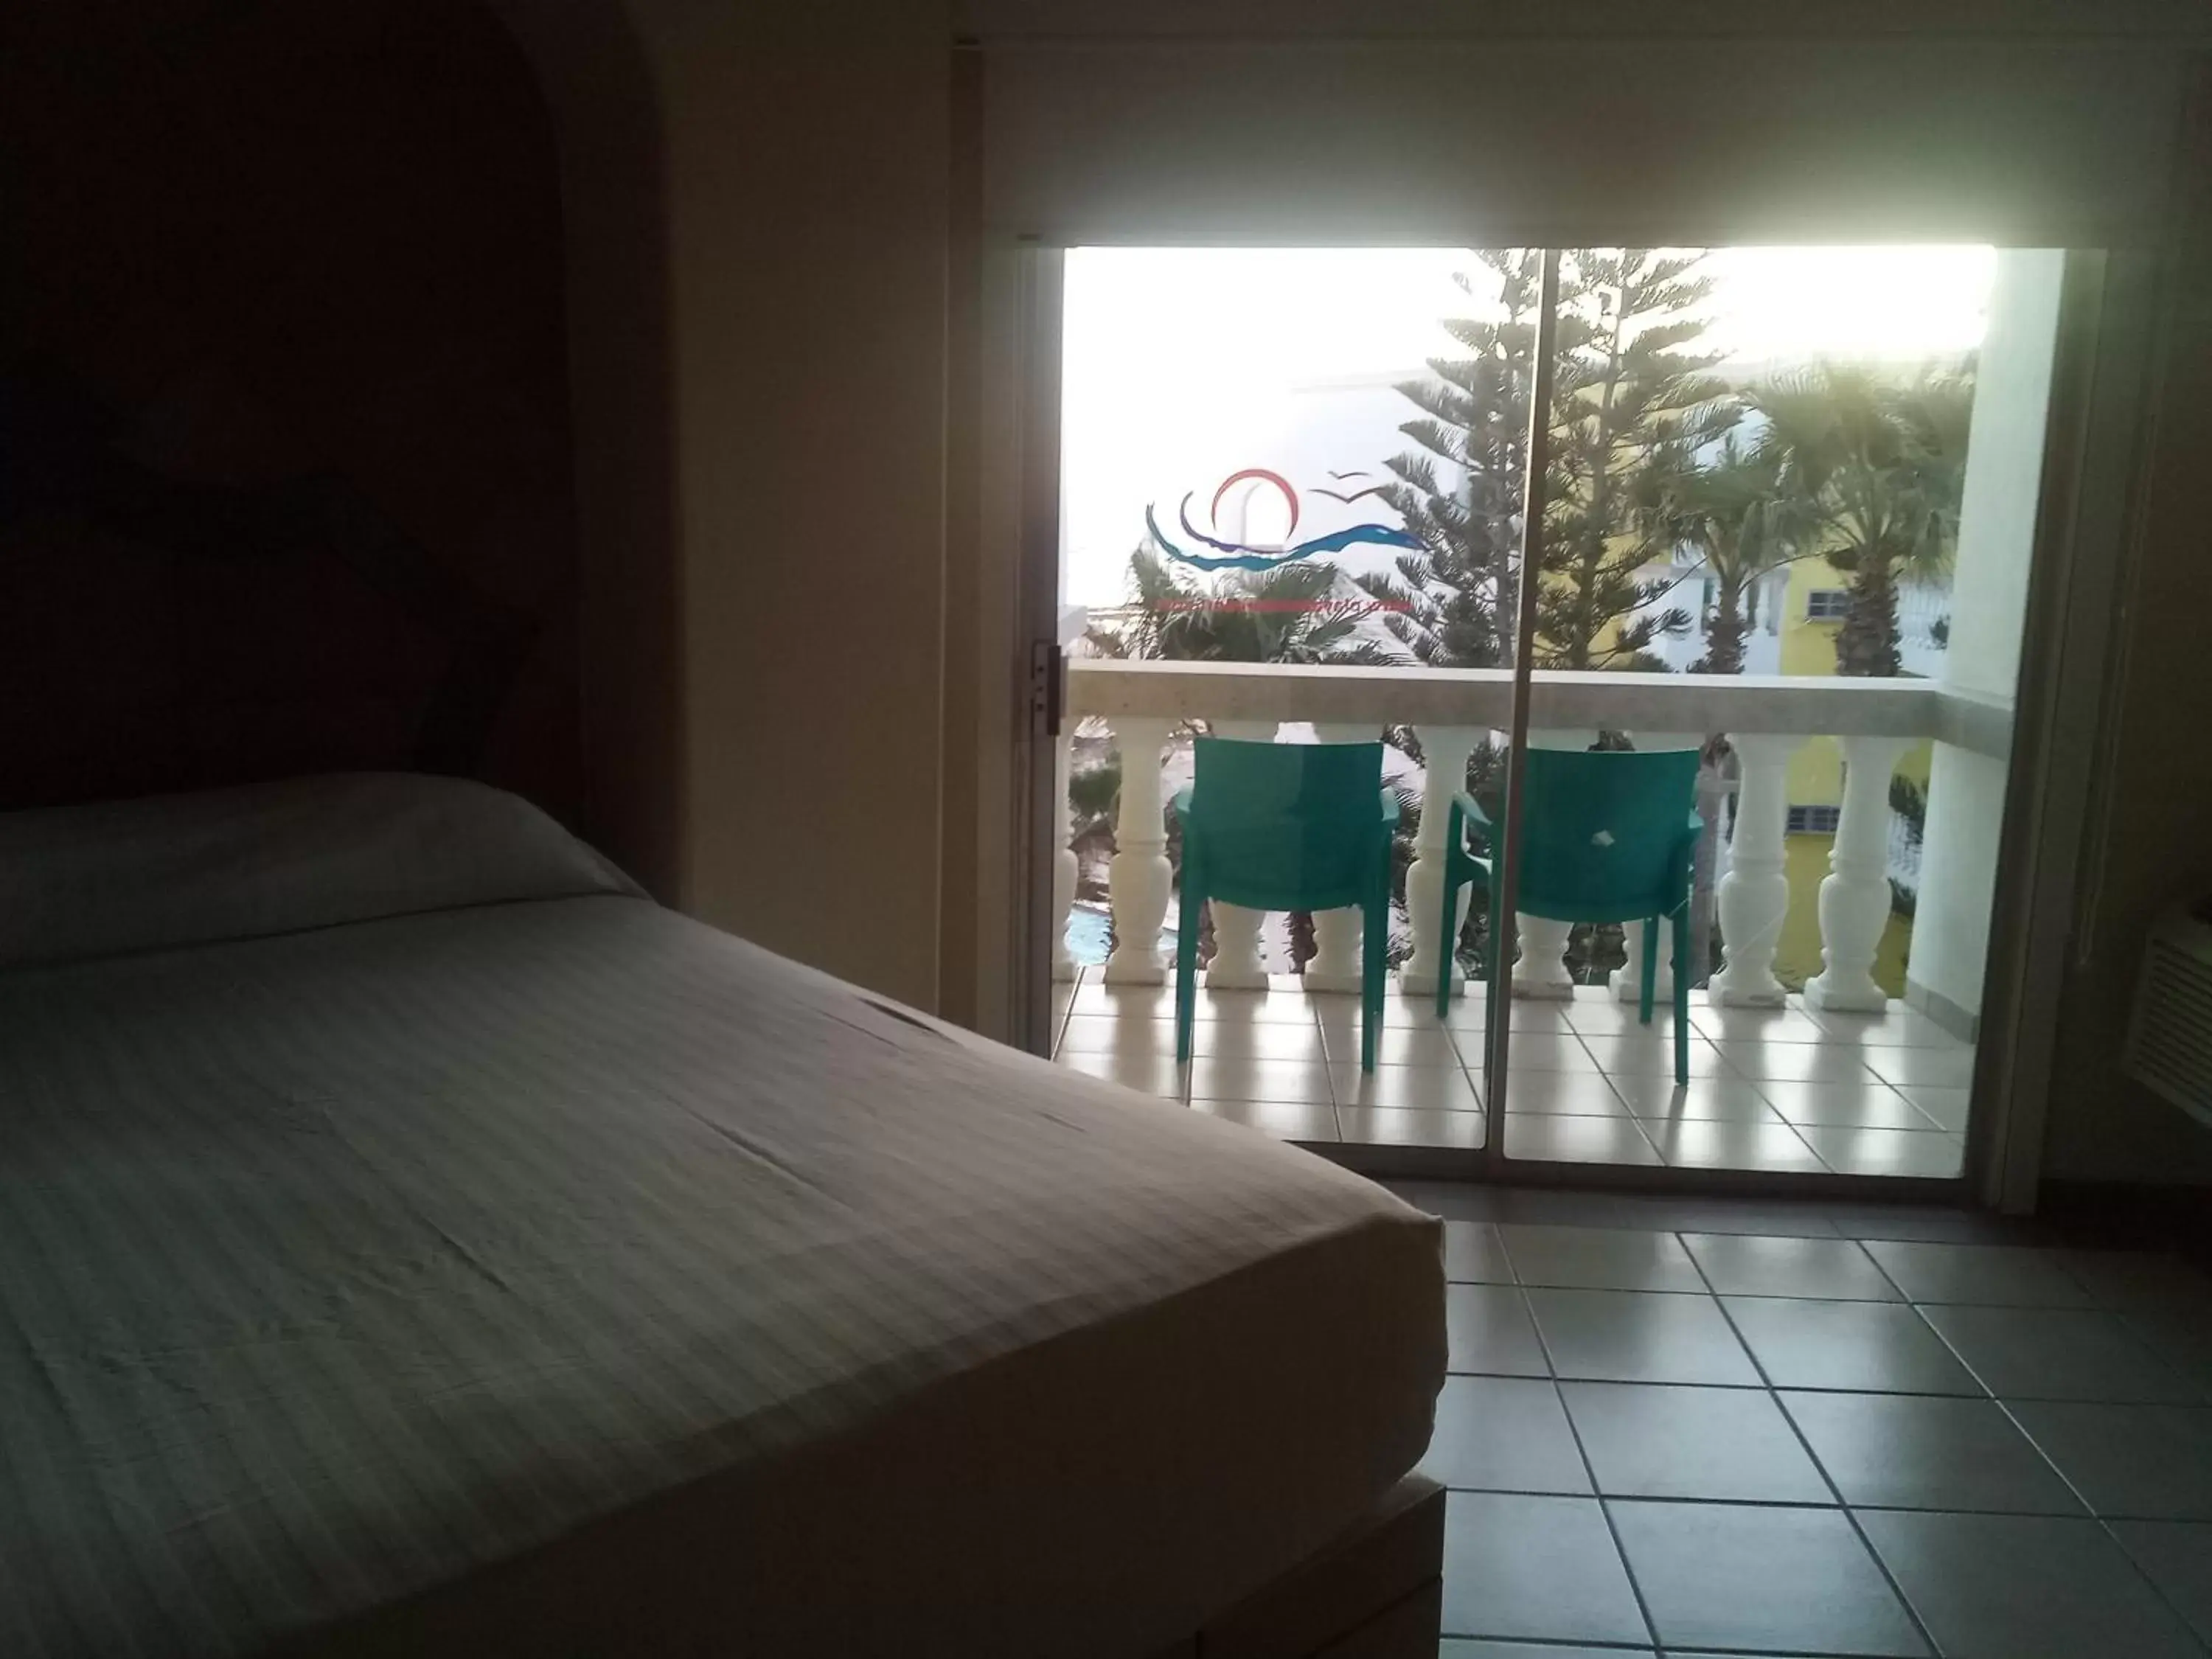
[0,858,1443,1655]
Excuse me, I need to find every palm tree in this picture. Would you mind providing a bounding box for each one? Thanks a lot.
[1635,434,1818,675]
[1088,544,1408,667]
[1750,364,1975,677]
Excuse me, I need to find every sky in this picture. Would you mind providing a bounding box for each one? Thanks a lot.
[1060,245,1997,608]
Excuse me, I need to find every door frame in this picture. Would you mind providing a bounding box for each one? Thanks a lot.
[1967,247,2160,1212]
[1003,243,1066,1057]
[982,243,2159,1205]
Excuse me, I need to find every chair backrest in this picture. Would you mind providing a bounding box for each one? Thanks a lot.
[1184,737,1387,912]
[1512,747,1700,924]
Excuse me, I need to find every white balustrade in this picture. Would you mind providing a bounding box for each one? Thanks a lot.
[1050,728,1078,982]
[1613,731,1703,1006]
[1401,725,1481,998]
[1305,722,1380,994]
[1203,720,1277,988]
[1103,716,1173,985]
[1060,662,2007,1015]
[1804,736,1917,1012]
[1707,734,1804,1006]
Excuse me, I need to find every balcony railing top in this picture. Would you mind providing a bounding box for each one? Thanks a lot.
[1068,658,2012,759]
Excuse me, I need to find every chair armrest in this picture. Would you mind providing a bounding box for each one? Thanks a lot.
[1378,788,1401,827]
[1450,791,1492,851]
[1170,785,1194,823]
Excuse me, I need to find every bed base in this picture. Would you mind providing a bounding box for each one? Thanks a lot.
[1148,1473,1444,1659]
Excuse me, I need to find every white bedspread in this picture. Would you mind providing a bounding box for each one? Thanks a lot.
[0,894,1444,1657]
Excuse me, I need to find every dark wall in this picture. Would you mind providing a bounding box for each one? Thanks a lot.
[0,0,580,818]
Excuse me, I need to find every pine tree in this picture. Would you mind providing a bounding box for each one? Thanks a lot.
[1539,250,1739,670]
[1367,248,1738,673]
[1359,250,1539,671]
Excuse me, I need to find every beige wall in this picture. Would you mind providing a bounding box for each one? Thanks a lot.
[501,0,953,1008]
[652,3,950,1011]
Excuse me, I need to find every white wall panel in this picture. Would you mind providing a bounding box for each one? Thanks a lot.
[983,40,2188,248]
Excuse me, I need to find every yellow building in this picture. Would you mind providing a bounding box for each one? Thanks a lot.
[1770,557,1928,995]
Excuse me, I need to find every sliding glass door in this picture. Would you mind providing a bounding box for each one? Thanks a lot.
[1040,240,2085,1192]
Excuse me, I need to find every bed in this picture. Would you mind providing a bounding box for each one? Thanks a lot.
[0,774,1446,1658]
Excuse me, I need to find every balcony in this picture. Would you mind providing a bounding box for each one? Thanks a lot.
[1049,658,2005,1178]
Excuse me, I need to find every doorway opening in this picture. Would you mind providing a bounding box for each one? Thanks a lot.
[1043,244,2070,1189]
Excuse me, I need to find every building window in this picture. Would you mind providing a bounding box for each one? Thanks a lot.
[1787,804,1842,835]
[1806,589,1850,622]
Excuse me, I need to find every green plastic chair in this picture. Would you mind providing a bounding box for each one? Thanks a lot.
[1438,748,1703,1085]
[1170,738,1398,1072]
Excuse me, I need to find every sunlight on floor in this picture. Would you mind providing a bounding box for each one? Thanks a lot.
[1051,970,1969,1177]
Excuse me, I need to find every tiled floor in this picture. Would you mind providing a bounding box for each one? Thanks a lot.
[1391,1179,2212,1658]
[1051,969,1972,1178]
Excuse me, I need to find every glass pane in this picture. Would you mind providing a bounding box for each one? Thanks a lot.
[1494,244,2051,1180]
[1054,247,1534,1153]
[1048,242,2060,1183]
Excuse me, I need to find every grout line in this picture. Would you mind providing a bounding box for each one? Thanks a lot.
[1988,1392,2212,1654]
[1515,1284,1669,1655]
[1690,1237,1947,1659]
[1444,1360,2212,1409]
[1434,1473,2168,1523]
[1441,1638,1652,1655]
[1113,992,1972,1180]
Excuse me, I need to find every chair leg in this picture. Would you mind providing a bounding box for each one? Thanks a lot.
[1480,888,1500,1085]
[1175,877,1202,1068]
[1435,871,1460,1023]
[1638,917,1658,1027]
[1363,883,1385,1074]
[1672,908,1691,1086]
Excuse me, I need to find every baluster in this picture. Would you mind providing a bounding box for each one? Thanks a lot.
[1051,727,1079,982]
[1305,722,1379,994]
[1103,717,1174,985]
[1512,729,1596,1000]
[1804,736,1916,1012]
[1707,734,1804,1006]
[1613,731,1702,1005]
[1401,725,1481,998]
[1203,720,1277,988]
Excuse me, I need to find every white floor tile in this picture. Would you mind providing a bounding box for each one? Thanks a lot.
[1187,1021,1329,1063]
[1315,1021,1463,1068]
[1501,1074,1630,1117]
[1336,1106,1486,1149]
[1187,1098,1338,1141]
[1499,1032,1604,1073]
[1801,1127,1968,1178]
[1756,1079,1944,1130]
[1054,1051,1186,1099]
[1609,1077,1784,1124]
[1714,1041,1882,1085]
[1503,1115,1661,1166]
[1186,1057,1335,1104]
[1645,1119,1827,1173]
[1332,1063,1481,1111]
[1862,1046,1980,1091]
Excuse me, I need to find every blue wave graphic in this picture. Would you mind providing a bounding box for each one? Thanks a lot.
[1147,501,1422,573]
